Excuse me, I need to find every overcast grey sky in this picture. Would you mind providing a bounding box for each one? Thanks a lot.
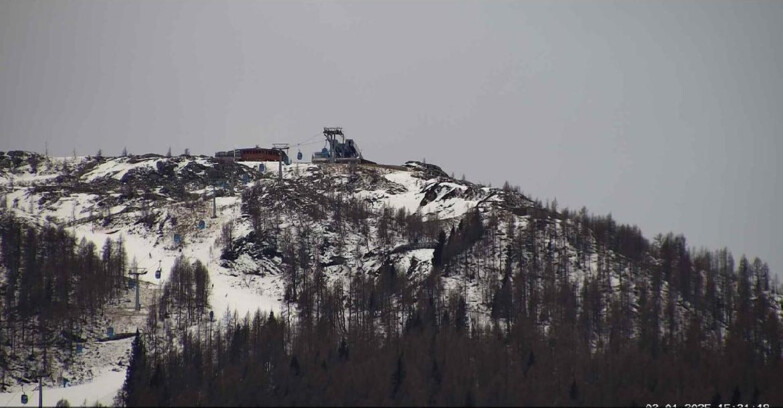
[1,0,781,279]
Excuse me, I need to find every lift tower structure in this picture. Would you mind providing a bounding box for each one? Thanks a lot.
[272,143,290,181]
[128,266,148,311]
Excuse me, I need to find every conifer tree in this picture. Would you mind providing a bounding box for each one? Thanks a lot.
[118,330,147,407]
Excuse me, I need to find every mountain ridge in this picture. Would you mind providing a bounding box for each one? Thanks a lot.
[0,150,781,405]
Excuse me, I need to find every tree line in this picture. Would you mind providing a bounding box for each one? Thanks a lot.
[143,255,212,362]
[0,213,127,389]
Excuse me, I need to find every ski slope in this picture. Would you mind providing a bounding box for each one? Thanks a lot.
[0,367,126,407]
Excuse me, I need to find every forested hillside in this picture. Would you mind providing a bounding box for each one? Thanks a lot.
[0,152,780,405]
[0,213,127,389]
[118,161,783,406]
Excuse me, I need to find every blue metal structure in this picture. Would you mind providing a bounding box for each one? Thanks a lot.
[311,127,362,163]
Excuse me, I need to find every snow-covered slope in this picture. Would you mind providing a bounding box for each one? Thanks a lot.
[1,150,781,406]
[0,153,502,404]
[0,152,271,405]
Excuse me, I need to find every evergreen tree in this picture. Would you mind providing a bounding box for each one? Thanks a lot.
[118,330,148,407]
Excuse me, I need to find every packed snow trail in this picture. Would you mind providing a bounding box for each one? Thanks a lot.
[0,366,126,407]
